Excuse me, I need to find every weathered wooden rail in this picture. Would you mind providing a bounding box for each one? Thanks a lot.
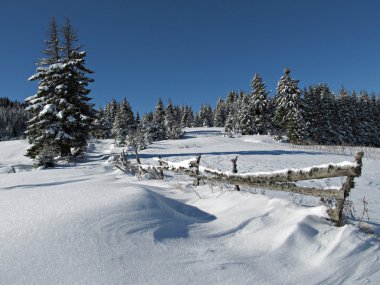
[116,151,364,226]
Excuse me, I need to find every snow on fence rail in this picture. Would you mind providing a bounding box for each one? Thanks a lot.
[116,151,364,226]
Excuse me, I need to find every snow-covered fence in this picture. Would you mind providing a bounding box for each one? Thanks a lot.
[152,152,364,226]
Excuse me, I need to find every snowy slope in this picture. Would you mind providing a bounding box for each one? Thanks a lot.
[0,129,379,285]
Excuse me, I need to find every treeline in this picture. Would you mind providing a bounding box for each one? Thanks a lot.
[97,68,380,148]
[0,97,30,140]
[94,98,184,150]
[3,67,380,148]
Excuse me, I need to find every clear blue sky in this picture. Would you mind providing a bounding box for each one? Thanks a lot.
[1,0,379,114]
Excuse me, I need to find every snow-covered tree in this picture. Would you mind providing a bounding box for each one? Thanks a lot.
[181,105,194,128]
[151,98,166,141]
[250,73,271,134]
[213,98,226,127]
[25,17,65,159]
[198,104,213,127]
[92,107,108,139]
[274,68,305,143]
[164,100,182,139]
[57,19,96,156]
[112,98,134,146]
[25,18,95,160]
[239,93,253,135]
[104,99,118,138]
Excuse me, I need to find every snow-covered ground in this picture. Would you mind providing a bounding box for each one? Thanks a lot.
[1,128,379,284]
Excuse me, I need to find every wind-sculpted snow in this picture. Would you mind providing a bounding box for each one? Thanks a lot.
[0,129,380,284]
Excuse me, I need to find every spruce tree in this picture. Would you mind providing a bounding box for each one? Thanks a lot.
[25,17,64,160]
[274,68,305,144]
[213,98,226,127]
[59,18,95,156]
[250,73,270,134]
[199,104,213,127]
[25,18,95,161]
[336,87,354,144]
[165,100,182,139]
[152,98,166,141]
[181,105,194,128]
[239,93,253,135]
[104,99,118,138]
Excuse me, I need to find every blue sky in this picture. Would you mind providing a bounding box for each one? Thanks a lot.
[1,0,379,113]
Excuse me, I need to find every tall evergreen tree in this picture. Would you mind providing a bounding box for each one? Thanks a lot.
[213,98,226,127]
[25,17,64,160]
[165,100,182,139]
[239,93,253,135]
[250,73,270,134]
[199,104,213,127]
[104,99,118,138]
[274,68,305,143]
[58,18,95,156]
[181,105,194,128]
[25,18,95,160]
[152,98,166,141]
[336,87,354,144]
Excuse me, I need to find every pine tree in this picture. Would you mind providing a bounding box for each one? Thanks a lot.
[92,107,108,139]
[274,68,305,144]
[250,73,270,134]
[104,99,118,138]
[141,112,154,146]
[25,18,95,160]
[25,17,64,160]
[165,100,182,139]
[112,98,134,146]
[225,91,238,118]
[213,98,226,127]
[239,93,253,135]
[58,18,95,156]
[224,112,235,137]
[181,105,194,128]
[199,104,213,127]
[152,98,166,141]
[336,87,354,144]
[193,113,202,127]
[303,84,336,144]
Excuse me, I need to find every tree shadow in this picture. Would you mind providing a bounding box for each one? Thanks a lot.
[138,149,326,159]
[1,178,92,191]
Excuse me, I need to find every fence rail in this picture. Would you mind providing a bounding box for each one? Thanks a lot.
[117,151,364,226]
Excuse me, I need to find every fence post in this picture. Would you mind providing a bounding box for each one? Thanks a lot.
[158,155,164,180]
[332,152,364,226]
[193,154,201,186]
[231,156,240,191]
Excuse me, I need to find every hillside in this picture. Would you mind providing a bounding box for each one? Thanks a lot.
[1,128,379,284]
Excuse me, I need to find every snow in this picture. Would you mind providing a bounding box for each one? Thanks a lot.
[56,110,64,119]
[67,115,76,122]
[39,104,55,115]
[153,156,198,169]
[56,131,73,140]
[1,128,380,284]
[199,160,358,180]
[45,128,55,135]
[38,85,49,91]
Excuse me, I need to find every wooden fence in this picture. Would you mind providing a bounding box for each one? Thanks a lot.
[117,151,364,226]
